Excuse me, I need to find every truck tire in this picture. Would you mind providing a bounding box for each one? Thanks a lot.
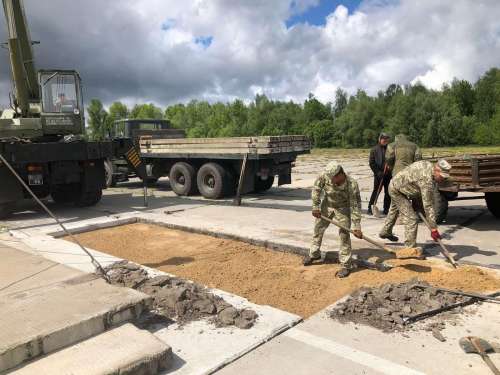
[75,189,103,207]
[51,190,75,204]
[169,162,198,196]
[52,185,102,207]
[104,159,115,187]
[197,162,227,199]
[434,190,449,224]
[254,175,275,193]
[485,192,500,218]
[0,203,14,219]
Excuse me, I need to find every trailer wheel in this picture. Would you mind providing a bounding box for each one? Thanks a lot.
[254,175,275,193]
[0,203,14,219]
[197,162,227,199]
[169,162,198,196]
[434,190,449,224]
[485,192,500,218]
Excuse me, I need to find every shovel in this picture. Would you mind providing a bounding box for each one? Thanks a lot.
[320,215,423,259]
[416,211,458,268]
[459,336,500,375]
[372,164,388,218]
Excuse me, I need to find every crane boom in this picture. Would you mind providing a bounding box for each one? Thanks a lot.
[2,0,38,116]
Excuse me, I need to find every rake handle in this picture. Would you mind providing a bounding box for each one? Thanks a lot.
[416,211,457,268]
[320,215,395,254]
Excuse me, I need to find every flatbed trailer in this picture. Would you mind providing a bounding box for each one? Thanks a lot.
[436,154,500,221]
[138,135,311,199]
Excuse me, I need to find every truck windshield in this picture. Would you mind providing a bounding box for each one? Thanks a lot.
[41,73,79,113]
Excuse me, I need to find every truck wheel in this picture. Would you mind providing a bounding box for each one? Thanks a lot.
[485,192,500,218]
[0,203,14,219]
[434,190,449,224]
[104,159,115,187]
[75,189,103,207]
[169,162,198,196]
[51,189,76,204]
[197,162,227,199]
[254,175,275,193]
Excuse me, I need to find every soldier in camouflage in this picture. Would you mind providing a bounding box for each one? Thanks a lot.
[379,134,422,242]
[380,159,451,249]
[304,162,362,278]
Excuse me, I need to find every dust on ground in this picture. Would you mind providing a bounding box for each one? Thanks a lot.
[104,260,258,329]
[70,223,500,318]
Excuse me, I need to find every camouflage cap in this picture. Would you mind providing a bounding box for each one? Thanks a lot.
[437,159,452,178]
[324,161,344,178]
[379,132,390,140]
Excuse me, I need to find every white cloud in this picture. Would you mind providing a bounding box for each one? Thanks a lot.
[0,0,498,108]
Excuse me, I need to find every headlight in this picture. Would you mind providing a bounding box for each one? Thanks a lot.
[73,108,80,115]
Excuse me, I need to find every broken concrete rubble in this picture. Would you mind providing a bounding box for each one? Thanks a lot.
[330,278,472,333]
[103,260,258,329]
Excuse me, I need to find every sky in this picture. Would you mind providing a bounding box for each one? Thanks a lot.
[0,0,499,108]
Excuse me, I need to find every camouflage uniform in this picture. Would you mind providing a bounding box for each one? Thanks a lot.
[310,162,362,267]
[381,160,437,247]
[381,134,422,237]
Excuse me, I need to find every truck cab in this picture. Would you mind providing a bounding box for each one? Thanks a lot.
[106,119,184,186]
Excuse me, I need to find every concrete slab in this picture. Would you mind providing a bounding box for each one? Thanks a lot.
[218,302,500,375]
[151,283,301,375]
[0,243,84,295]
[10,323,172,375]
[1,232,301,375]
[0,268,151,372]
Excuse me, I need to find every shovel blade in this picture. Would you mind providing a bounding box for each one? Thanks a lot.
[460,336,495,354]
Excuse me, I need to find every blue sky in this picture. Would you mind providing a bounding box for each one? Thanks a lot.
[286,0,363,28]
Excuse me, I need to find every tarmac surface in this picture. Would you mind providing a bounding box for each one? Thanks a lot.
[1,153,499,374]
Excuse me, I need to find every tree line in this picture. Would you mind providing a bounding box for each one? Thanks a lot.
[87,67,500,147]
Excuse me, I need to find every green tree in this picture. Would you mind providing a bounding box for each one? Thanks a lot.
[130,103,163,119]
[87,99,108,140]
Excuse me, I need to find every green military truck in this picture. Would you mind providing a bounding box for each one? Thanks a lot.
[435,154,500,221]
[108,119,311,199]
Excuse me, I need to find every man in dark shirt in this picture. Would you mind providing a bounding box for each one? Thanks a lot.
[368,133,391,215]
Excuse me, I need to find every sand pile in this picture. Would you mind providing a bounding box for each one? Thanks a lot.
[104,261,258,329]
[330,278,472,332]
[73,223,500,318]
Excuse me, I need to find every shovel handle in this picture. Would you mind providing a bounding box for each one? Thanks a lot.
[417,212,458,268]
[320,215,395,254]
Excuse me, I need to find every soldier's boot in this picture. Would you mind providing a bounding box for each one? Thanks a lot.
[303,254,321,266]
[367,206,373,216]
[336,267,351,278]
[379,232,399,242]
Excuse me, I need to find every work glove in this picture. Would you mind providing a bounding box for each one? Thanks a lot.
[352,229,363,239]
[312,209,321,218]
[431,229,441,242]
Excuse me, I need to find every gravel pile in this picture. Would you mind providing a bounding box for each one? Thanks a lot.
[104,261,258,329]
[330,278,472,332]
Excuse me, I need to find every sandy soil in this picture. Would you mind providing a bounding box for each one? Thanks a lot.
[70,223,500,318]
